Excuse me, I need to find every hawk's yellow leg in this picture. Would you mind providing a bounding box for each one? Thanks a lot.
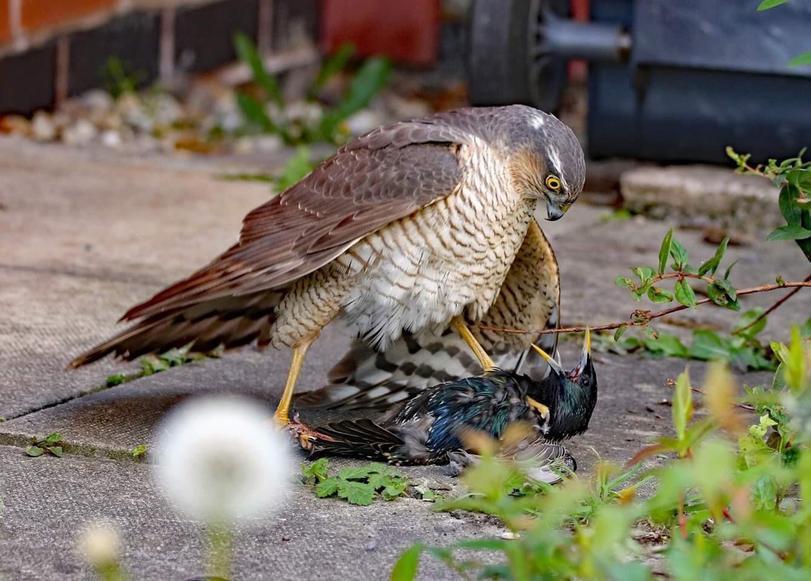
[526,396,550,420]
[451,316,496,372]
[273,339,313,426]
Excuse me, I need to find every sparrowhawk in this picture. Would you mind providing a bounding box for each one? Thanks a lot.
[70,105,586,424]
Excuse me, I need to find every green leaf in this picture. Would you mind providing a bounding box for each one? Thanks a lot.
[698,237,729,276]
[391,544,424,581]
[25,445,44,457]
[658,229,673,274]
[273,146,314,191]
[647,286,673,304]
[778,183,804,226]
[235,93,277,133]
[674,279,697,307]
[105,373,128,387]
[319,57,391,141]
[766,224,811,241]
[130,444,148,460]
[707,279,739,310]
[234,32,283,107]
[47,446,63,458]
[733,309,768,339]
[615,276,635,290]
[338,464,380,480]
[632,266,655,283]
[315,478,340,498]
[757,0,788,10]
[43,432,63,445]
[613,326,627,341]
[788,51,811,67]
[302,457,331,483]
[669,239,689,270]
[801,317,811,338]
[688,330,733,362]
[672,370,693,444]
[643,333,689,357]
[312,43,356,95]
[337,480,375,505]
[782,326,807,392]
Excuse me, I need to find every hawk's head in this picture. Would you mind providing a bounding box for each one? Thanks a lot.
[505,106,586,221]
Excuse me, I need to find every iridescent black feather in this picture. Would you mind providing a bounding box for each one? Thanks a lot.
[290,344,597,467]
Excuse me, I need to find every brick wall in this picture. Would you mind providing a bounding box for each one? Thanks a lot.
[0,0,318,114]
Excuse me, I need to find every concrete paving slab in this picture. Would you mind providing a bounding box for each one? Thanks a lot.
[0,444,499,580]
[0,268,148,419]
[620,165,782,234]
[0,324,351,457]
[0,136,272,284]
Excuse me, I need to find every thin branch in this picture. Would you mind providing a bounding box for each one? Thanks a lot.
[473,281,811,337]
[732,273,811,335]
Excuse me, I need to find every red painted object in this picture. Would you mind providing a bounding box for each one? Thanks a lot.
[0,3,11,44]
[21,0,114,33]
[320,0,440,66]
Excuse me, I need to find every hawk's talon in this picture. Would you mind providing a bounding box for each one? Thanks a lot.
[526,396,550,420]
[451,316,496,371]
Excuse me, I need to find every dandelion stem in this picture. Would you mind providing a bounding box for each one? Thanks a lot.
[207,522,233,580]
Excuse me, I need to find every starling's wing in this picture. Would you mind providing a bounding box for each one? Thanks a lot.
[69,114,476,367]
[295,219,561,411]
[305,419,411,462]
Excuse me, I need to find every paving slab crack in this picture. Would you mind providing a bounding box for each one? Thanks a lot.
[0,262,166,287]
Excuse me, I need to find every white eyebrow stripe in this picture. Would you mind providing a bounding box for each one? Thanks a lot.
[530,114,546,129]
[547,146,568,189]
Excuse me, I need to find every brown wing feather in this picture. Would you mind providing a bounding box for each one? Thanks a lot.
[121,138,464,323]
[71,112,479,368]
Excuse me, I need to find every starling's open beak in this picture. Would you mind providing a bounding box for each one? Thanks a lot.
[545,200,566,221]
[531,343,564,376]
[578,328,592,371]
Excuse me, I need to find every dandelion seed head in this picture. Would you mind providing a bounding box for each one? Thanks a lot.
[77,521,121,566]
[152,395,295,524]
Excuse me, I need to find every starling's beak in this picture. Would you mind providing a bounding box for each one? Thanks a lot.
[531,343,564,376]
[578,328,592,372]
[545,199,566,221]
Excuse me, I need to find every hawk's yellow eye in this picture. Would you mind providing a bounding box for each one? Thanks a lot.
[545,175,561,191]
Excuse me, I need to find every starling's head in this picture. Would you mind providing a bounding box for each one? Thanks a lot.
[506,106,586,221]
[529,329,598,441]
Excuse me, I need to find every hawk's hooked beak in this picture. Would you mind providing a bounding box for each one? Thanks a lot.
[531,343,564,377]
[545,199,567,221]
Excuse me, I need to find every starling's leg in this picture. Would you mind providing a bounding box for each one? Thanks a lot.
[450,316,495,371]
[273,339,313,426]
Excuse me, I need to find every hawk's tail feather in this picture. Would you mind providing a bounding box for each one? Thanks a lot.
[294,326,555,413]
[68,290,284,368]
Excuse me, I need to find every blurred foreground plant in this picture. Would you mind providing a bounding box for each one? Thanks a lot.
[78,522,127,581]
[392,329,811,580]
[152,395,294,579]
